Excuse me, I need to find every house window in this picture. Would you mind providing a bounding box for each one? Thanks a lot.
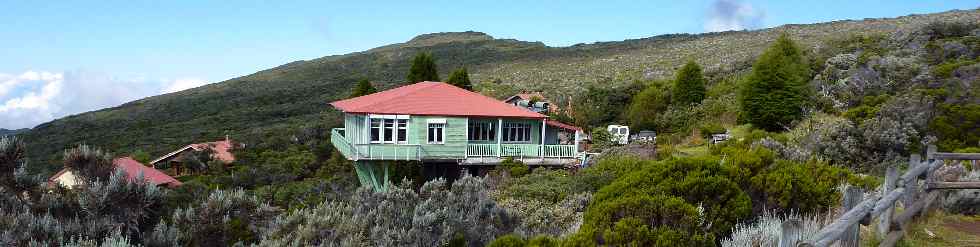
[397,119,408,143]
[468,122,495,141]
[383,119,395,143]
[428,123,445,144]
[503,122,532,142]
[369,115,408,144]
[370,118,382,143]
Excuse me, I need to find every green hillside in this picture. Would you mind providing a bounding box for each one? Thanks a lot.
[19,9,980,175]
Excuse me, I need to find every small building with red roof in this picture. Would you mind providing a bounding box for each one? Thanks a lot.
[149,138,236,176]
[49,157,183,189]
[329,82,582,190]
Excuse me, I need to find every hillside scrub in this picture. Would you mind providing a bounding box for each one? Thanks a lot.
[350,78,378,98]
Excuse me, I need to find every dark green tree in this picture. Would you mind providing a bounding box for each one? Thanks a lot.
[627,80,671,131]
[406,52,439,84]
[739,34,811,131]
[672,61,706,106]
[350,79,378,98]
[446,67,473,90]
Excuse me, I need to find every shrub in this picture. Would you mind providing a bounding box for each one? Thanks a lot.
[720,211,830,247]
[172,189,279,246]
[931,59,978,78]
[580,194,714,246]
[258,175,516,246]
[527,235,560,247]
[349,78,378,98]
[589,156,750,242]
[501,158,530,178]
[699,122,727,139]
[63,144,115,183]
[588,128,614,151]
[488,234,526,247]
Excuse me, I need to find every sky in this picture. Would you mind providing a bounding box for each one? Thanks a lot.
[0,0,976,129]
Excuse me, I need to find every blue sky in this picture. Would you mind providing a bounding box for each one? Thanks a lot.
[0,0,976,129]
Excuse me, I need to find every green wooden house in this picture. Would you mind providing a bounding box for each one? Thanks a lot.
[329,81,582,190]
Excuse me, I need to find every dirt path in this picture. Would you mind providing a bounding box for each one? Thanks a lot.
[945,218,980,236]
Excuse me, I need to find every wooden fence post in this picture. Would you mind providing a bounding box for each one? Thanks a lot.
[903,154,920,209]
[841,186,863,247]
[877,166,898,237]
[780,219,802,247]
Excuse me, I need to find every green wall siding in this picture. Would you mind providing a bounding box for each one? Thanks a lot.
[339,114,551,160]
[410,116,467,159]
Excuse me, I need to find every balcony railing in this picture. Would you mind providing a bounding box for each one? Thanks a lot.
[332,128,578,161]
[331,128,358,159]
[353,144,422,161]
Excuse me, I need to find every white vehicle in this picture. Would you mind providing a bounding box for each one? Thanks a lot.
[606,125,630,145]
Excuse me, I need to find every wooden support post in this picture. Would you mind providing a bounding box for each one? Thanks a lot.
[841,187,863,247]
[920,159,942,218]
[903,154,920,209]
[780,219,802,247]
[877,166,898,237]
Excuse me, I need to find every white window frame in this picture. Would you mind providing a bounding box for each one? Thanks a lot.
[427,122,445,144]
[368,114,410,144]
[502,122,532,143]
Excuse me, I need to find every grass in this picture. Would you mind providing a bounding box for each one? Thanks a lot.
[861,211,980,247]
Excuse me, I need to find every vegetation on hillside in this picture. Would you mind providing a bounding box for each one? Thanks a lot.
[17,10,980,176]
[350,78,378,98]
[3,9,980,246]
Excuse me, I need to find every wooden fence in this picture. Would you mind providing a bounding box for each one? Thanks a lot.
[780,145,980,247]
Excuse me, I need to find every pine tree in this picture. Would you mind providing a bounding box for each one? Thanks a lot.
[446,67,473,90]
[350,79,378,98]
[406,52,439,84]
[672,61,706,106]
[739,34,812,131]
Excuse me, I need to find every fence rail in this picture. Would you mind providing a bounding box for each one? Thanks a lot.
[786,145,980,247]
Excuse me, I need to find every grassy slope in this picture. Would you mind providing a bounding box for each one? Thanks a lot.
[19,9,980,175]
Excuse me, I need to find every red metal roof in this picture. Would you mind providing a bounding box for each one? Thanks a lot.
[114,157,183,188]
[49,157,183,188]
[330,81,547,119]
[545,119,583,132]
[190,140,235,163]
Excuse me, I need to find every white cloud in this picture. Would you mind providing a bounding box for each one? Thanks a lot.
[161,78,209,94]
[704,0,765,32]
[0,70,206,129]
[0,71,63,98]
